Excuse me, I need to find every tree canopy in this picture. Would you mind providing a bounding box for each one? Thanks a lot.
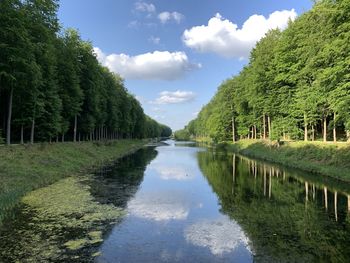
[0,0,171,144]
[178,0,350,143]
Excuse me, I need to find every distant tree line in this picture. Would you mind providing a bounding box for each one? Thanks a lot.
[0,0,171,145]
[177,0,350,143]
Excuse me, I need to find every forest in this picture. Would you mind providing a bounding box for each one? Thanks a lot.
[176,0,350,143]
[0,0,172,145]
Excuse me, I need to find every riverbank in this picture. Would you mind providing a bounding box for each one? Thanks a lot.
[225,140,350,182]
[0,140,146,223]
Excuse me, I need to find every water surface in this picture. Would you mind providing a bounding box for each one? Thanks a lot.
[0,140,349,262]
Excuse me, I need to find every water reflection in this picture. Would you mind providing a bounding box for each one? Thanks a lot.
[149,143,199,181]
[89,147,158,208]
[185,216,250,255]
[151,165,195,181]
[128,191,190,221]
[97,142,253,262]
[198,150,350,262]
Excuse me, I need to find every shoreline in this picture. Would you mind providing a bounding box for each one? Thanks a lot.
[0,140,147,223]
[222,140,350,183]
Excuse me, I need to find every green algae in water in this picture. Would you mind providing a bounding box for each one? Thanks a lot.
[65,239,89,250]
[64,231,103,250]
[0,176,125,262]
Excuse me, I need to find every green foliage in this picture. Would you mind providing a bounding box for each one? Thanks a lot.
[181,0,350,143]
[174,129,191,141]
[0,0,171,143]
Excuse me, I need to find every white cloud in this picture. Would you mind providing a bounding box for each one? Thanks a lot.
[128,191,189,221]
[134,1,156,13]
[149,36,161,45]
[185,217,251,255]
[183,10,297,58]
[158,11,185,24]
[151,90,196,105]
[94,48,201,80]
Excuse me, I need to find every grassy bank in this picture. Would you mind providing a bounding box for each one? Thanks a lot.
[0,140,146,222]
[226,140,350,182]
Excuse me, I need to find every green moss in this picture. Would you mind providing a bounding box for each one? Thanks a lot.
[22,177,124,230]
[0,175,125,261]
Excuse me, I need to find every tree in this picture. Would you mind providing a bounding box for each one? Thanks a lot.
[0,0,34,144]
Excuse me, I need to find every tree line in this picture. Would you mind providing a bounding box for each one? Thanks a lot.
[0,0,172,145]
[176,0,350,143]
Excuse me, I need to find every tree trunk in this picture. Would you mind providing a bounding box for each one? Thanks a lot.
[347,130,350,142]
[305,182,309,203]
[20,125,24,145]
[6,87,13,145]
[73,114,77,142]
[311,125,315,141]
[304,113,308,142]
[333,112,337,143]
[30,119,35,144]
[62,134,64,142]
[268,115,271,139]
[254,125,257,140]
[323,116,327,142]
[263,114,266,139]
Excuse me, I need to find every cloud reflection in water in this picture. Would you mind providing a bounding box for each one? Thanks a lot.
[185,216,250,255]
[151,164,195,181]
[128,191,189,221]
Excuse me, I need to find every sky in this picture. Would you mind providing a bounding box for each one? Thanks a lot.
[57,0,313,131]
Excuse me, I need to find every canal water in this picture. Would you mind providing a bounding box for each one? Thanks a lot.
[0,140,349,262]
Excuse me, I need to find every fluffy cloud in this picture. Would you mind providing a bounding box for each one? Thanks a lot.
[158,11,184,24]
[151,90,196,104]
[185,217,251,255]
[183,10,297,58]
[134,1,156,13]
[94,48,201,80]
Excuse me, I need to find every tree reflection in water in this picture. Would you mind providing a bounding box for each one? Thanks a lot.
[198,150,350,263]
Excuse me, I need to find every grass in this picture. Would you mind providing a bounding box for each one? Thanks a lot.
[0,139,146,223]
[225,139,350,182]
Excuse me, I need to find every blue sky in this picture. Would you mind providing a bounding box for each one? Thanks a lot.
[58,0,313,130]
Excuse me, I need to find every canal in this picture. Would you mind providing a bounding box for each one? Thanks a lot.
[0,140,349,262]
